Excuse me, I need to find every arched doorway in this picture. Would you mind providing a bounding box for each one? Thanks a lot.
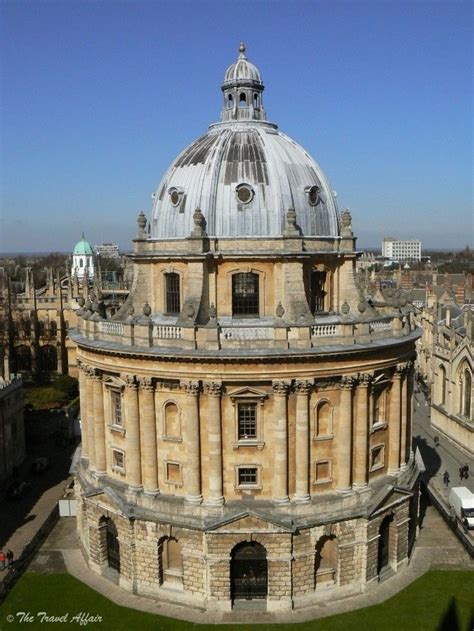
[230,541,267,601]
[377,515,392,575]
[105,519,120,573]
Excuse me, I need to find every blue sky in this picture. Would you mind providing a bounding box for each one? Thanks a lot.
[1,0,472,252]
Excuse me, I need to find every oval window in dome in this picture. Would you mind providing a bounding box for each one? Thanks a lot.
[168,187,183,208]
[307,185,321,206]
[236,184,254,205]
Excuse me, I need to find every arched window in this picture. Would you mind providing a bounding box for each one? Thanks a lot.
[315,401,332,437]
[232,272,259,317]
[378,515,392,575]
[437,365,446,406]
[463,369,472,419]
[79,258,84,268]
[164,402,180,438]
[253,93,258,108]
[231,541,267,600]
[15,345,32,372]
[158,537,183,587]
[239,92,247,106]
[227,94,233,108]
[373,388,387,425]
[40,345,57,372]
[165,272,180,315]
[310,271,326,314]
[50,321,57,337]
[314,535,337,588]
[100,517,120,573]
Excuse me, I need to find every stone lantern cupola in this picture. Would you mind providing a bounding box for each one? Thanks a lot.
[221,43,266,122]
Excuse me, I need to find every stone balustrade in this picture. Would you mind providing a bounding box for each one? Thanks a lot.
[76,312,414,352]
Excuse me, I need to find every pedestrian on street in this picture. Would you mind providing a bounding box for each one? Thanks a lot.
[6,550,14,568]
[0,550,5,571]
[443,470,450,487]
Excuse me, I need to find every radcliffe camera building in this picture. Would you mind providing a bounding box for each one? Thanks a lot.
[73,45,420,611]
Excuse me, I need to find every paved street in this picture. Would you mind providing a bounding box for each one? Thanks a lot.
[413,391,474,504]
[0,435,74,575]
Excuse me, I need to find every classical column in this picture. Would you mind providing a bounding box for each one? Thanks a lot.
[354,373,372,487]
[138,377,159,494]
[337,376,355,492]
[404,361,415,466]
[400,369,408,470]
[272,381,290,504]
[78,362,89,460]
[85,366,96,469]
[182,381,202,504]
[205,382,224,505]
[123,375,142,490]
[388,364,404,474]
[294,380,312,502]
[91,368,106,475]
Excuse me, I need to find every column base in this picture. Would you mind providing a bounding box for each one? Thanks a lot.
[273,496,290,505]
[336,486,352,494]
[294,494,311,503]
[143,488,160,496]
[128,484,144,494]
[387,468,400,476]
[206,496,225,506]
[353,482,368,490]
[94,470,107,478]
[185,494,203,505]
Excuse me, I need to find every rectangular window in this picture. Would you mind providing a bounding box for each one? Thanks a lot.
[111,391,122,426]
[370,445,384,470]
[232,273,259,317]
[238,402,257,439]
[112,450,124,470]
[166,462,181,484]
[310,271,327,314]
[238,467,258,486]
[315,460,331,483]
[165,273,180,315]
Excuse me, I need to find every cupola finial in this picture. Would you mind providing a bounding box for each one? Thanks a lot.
[239,42,246,57]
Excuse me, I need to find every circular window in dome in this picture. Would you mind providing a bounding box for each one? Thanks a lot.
[307,185,321,206]
[236,183,254,205]
[168,187,183,208]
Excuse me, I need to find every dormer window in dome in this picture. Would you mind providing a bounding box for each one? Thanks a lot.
[169,187,184,211]
[235,183,254,205]
[306,185,321,207]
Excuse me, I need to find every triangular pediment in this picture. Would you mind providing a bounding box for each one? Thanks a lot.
[368,486,413,517]
[206,509,294,533]
[228,386,268,401]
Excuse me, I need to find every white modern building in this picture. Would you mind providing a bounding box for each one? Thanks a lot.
[382,238,421,262]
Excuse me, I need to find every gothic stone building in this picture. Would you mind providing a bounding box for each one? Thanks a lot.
[73,45,420,612]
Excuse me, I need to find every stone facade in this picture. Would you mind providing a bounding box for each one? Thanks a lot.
[73,45,421,615]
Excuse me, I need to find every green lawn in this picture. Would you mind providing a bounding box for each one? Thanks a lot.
[0,571,472,631]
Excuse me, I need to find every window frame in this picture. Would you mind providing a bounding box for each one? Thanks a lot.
[164,272,181,316]
[230,387,267,449]
[235,465,262,490]
[164,460,183,487]
[313,399,334,441]
[162,400,182,442]
[369,444,385,472]
[313,459,333,485]
[111,448,125,474]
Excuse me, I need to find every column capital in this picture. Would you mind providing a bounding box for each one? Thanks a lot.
[89,367,102,381]
[358,373,373,388]
[395,362,409,377]
[138,376,154,391]
[123,374,138,390]
[181,380,201,396]
[294,380,312,395]
[204,381,223,397]
[272,381,291,396]
[340,375,356,390]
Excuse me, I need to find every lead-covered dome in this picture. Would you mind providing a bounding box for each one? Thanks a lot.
[150,45,340,239]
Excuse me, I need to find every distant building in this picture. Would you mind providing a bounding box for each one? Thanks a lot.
[71,234,95,280]
[0,375,25,486]
[95,243,120,258]
[382,238,421,262]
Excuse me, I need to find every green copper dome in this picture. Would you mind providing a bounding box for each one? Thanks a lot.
[73,234,94,256]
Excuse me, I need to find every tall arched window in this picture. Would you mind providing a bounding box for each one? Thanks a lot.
[239,92,247,106]
[232,272,259,317]
[158,537,183,587]
[315,401,332,437]
[463,369,472,419]
[310,271,327,314]
[227,94,233,108]
[437,365,446,406]
[50,321,57,337]
[40,345,57,372]
[164,402,180,438]
[253,93,258,108]
[99,517,120,573]
[165,272,180,315]
[314,535,337,588]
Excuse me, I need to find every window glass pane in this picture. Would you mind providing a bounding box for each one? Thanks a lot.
[232,273,259,317]
[238,402,257,439]
[165,273,180,314]
[238,467,257,485]
[111,391,122,425]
